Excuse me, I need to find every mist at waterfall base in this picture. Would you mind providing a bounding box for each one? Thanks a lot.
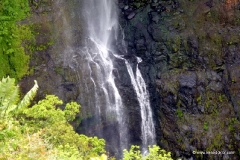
[68,0,156,158]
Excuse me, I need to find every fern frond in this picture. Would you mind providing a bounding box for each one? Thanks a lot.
[0,77,20,106]
[0,77,20,116]
[17,80,38,110]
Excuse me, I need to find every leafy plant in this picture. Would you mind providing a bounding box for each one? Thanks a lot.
[0,77,173,159]
[64,102,80,121]
[90,154,108,160]
[0,77,106,159]
[123,145,173,160]
[0,0,34,80]
[123,145,143,160]
[0,76,38,117]
[176,109,183,119]
[203,122,209,131]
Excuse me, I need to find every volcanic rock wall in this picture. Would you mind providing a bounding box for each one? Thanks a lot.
[119,0,240,159]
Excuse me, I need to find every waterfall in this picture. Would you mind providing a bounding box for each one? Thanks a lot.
[124,58,156,153]
[69,0,156,157]
[80,0,129,155]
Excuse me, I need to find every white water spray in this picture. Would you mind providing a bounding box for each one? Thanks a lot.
[81,0,129,154]
[123,57,156,153]
[70,0,156,156]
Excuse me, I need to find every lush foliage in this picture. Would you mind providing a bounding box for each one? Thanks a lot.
[123,145,173,160]
[0,77,106,159]
[0,77,173,159]
[0,0,34,80]
[0,76,38,117]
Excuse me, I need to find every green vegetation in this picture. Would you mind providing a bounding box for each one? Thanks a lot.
[176,109,183,119]
[203,122,208,131]
[0,0,34,80]
[123,145,173,160]
[196,95,202,105]
[0,76,38,117]
[0,77,105,159]
[0,77,172,159]
[228,118,238,132]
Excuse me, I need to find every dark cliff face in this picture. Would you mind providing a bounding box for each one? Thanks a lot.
[119,0,240,159]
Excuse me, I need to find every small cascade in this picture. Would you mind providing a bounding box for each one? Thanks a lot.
[124,58,156,153]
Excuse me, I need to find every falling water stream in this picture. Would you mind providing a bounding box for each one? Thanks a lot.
[67,0,156,157]
[124,58,156,154]
[80,0,129,155]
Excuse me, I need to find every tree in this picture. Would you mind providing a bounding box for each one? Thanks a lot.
[0,0,33,80]
[0,77,106,159]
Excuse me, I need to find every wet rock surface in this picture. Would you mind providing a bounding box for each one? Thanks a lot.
[118,0,240,159]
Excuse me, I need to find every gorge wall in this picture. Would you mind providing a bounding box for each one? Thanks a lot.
[118,0,240,159]
[20,0,240,159]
